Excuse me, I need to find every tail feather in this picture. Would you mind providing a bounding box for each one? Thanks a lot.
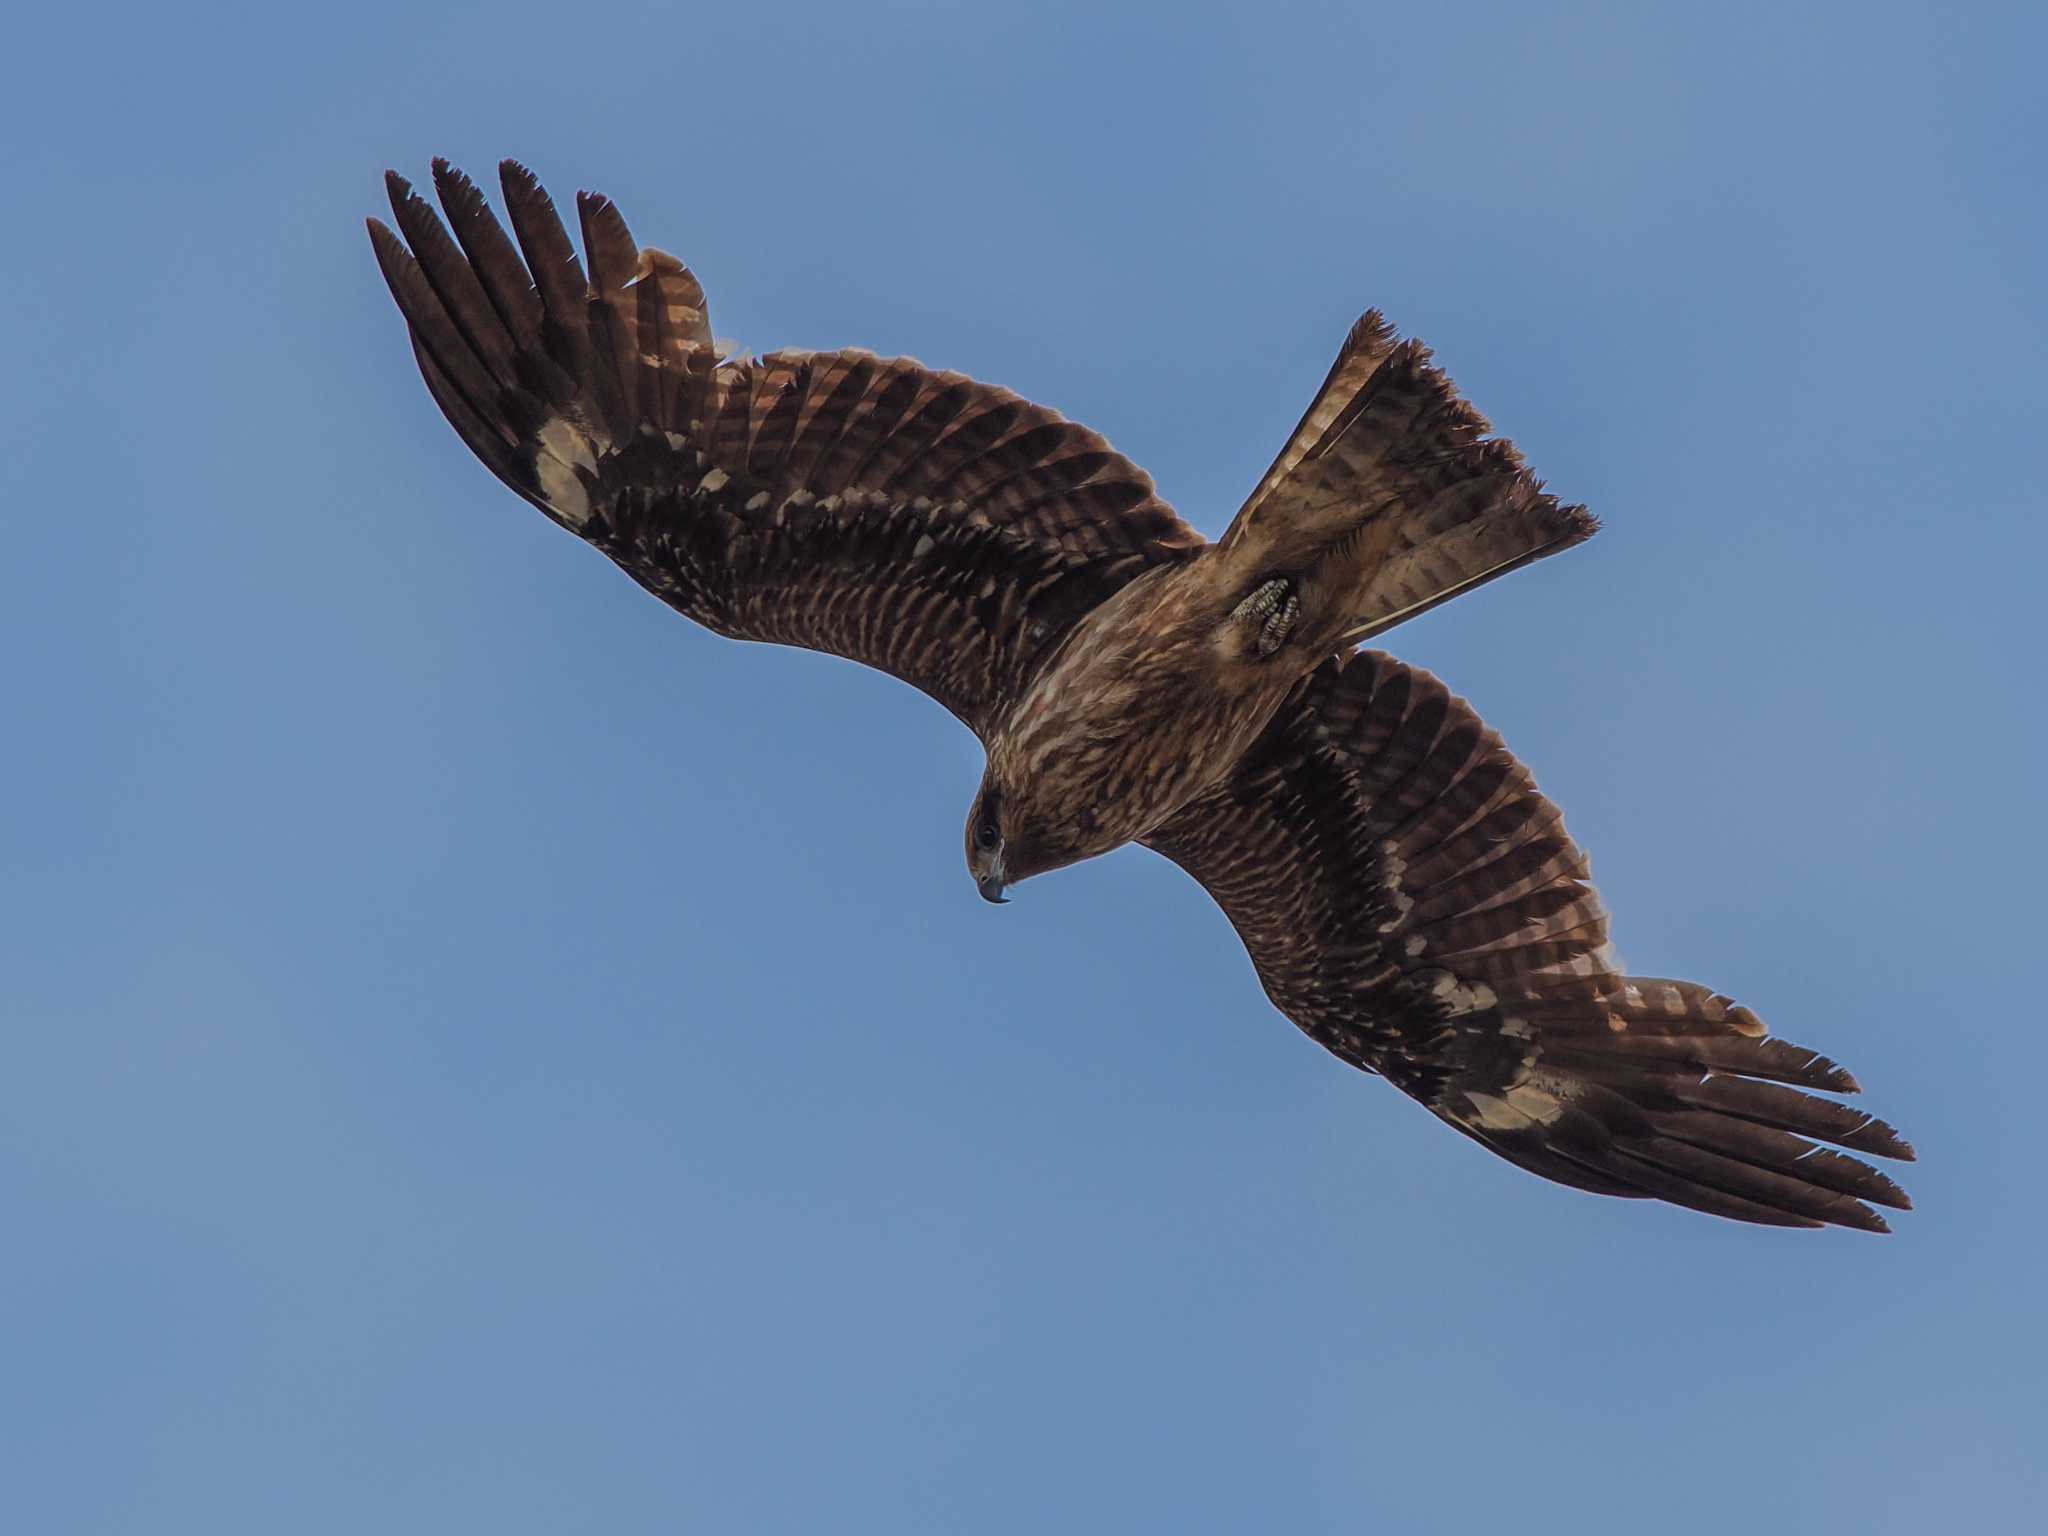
[1221,313,1596,652]
[1238,310,1400,519]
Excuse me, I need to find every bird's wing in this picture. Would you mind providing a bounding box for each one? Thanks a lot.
[1142,649,1914,1231]
[1217,314,1597,651]
[368,161,1205,737]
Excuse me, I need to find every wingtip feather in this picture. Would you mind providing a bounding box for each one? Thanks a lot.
[365,215,410,284]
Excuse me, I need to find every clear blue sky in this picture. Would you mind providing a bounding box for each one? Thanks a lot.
[6,2,2043,1530]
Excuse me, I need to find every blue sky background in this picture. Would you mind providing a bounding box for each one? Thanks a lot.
[6,2,2044,1530]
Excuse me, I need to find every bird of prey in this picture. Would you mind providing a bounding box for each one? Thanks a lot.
[370,158,1913,1232]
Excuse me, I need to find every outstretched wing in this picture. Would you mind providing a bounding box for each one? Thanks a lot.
[368,160,1205,736]
[1143,650,1914,1231]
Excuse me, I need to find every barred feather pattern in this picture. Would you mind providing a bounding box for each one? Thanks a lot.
[1220,313,1600,649]
[368,160,1204,734]
[1144,649,1914,1231]
[372,158,1913,1231]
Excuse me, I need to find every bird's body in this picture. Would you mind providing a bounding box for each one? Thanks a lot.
[988,557,1307,878]
[371,158,1914,1231]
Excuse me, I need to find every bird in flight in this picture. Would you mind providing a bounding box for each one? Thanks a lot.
[370,159,1912,1231]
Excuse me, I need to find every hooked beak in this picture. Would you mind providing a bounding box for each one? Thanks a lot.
[976,845,1009,904]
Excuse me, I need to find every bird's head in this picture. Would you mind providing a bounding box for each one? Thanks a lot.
[965,774,1068,904]
[966,761,1114,901]
[965,769,1096,903]
[965,779,1012,904]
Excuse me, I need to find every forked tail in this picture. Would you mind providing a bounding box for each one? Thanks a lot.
[1219,313,1597,651]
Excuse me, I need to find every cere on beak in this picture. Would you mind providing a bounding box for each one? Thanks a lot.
[977,871,1009,904]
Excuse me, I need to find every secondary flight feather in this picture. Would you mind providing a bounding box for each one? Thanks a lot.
[370,158,1913,1231]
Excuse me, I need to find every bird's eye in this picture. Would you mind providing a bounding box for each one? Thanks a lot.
[975,819,999,850]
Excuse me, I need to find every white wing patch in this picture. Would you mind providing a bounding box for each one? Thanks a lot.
[1419,968,1498,1017]
[533,416,604,528]
[1462,1070,1578,1132]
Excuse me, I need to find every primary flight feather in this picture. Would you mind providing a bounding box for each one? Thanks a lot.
[370,158,1913,1231]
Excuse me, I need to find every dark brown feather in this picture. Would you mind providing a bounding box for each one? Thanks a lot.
[373,158,1909,1233]
[1218,316,1596,650]
[576,190,644,439]
[1145,650,1913,1231]
[372,161,1205,733]
[498,159,592,392]
[384,172,518,390]
[430,158,544,348]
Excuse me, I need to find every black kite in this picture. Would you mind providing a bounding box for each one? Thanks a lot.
[370,160,1912,1231]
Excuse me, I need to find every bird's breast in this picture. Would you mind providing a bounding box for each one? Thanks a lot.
[990,560,1308,863]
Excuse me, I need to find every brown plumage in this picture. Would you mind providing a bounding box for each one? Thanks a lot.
[370,159,1913,1232]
